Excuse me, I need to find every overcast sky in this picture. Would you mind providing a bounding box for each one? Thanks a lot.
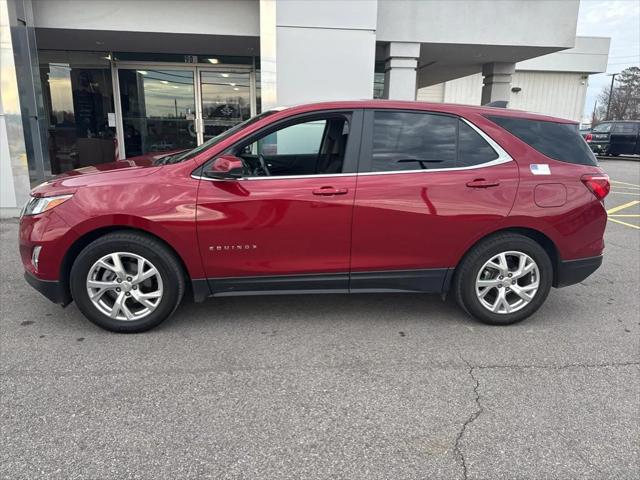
[577,0,640,120]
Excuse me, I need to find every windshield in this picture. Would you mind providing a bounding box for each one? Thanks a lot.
[592,123,612,133]
[154,110,278,165]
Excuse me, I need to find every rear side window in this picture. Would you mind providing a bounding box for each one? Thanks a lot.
[487,115,597,166]
[371,111,498,171]
[613,123,639,134]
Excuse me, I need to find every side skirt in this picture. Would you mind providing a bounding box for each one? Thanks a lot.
[350,269,451,293]
[192,269,453,301]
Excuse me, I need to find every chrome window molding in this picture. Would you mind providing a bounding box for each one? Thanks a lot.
[191,117,513,182]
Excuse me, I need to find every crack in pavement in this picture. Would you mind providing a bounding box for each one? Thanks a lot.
[449,359,638,480]
[454,356,484,480]
[473,361,640,371]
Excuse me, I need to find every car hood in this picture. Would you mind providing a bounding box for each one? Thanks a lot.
[30,151,182,196]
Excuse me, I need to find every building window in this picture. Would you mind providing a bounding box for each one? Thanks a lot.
[373,61,385,99]
[39,50,116,176]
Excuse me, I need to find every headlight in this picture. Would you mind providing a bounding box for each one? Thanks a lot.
[22,194,73,216]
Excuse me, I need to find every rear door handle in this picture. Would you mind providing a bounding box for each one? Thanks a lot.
[466,178,500,188]
[312,186,349,196]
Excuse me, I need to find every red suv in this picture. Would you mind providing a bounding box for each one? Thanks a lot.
[19,101,609,333]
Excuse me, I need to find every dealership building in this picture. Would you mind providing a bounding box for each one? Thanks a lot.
[1,0,609,216]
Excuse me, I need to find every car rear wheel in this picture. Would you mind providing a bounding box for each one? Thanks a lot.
[453,233,553,325]
[70,232,185,333]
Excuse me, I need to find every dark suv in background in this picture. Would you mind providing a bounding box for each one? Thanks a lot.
[585,120,640,156]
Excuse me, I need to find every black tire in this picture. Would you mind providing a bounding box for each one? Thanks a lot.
[70,231,185,333]
[453,233,553,325]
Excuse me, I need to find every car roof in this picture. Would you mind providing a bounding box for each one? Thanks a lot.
[273,99,577,124]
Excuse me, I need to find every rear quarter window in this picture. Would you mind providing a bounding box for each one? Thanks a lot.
[486,115,597,166]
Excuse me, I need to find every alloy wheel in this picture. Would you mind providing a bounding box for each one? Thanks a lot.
[475,251,540,314]
[86,252,163,321]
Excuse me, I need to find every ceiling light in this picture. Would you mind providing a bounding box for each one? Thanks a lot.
[207,58,219,64]
[137,70,148,75]
[221,73,230,78]
[233,87,239,91]
[160,80,169,85]
[229,83,236,86]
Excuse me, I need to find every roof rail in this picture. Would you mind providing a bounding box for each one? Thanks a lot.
[483,100,509,108]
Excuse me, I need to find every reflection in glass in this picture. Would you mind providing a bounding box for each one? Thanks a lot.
[118,69,196,157]
[200,70,251,141]
[39,50,115,174]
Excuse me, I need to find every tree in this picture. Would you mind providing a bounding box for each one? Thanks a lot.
[596,66,640,121]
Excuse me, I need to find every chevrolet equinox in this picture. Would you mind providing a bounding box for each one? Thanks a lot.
[20,101,609,332]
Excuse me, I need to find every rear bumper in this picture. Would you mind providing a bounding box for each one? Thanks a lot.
[588,143,608,154]
[554,255,603,288]
[24,271,71,306]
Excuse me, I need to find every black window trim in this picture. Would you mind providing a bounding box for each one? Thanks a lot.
[192,109,364,181]
[357,109,512,175]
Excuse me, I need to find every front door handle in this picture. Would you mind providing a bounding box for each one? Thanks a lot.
[312,186,349,196]
[466,178,500,188]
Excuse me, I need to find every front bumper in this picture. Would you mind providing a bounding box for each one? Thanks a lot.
[24,271,71,306]
[554,255,603,288]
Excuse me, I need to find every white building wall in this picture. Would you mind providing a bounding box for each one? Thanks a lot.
[417,37,608,122]
[416,83,444,103]
[260,0,377,109]
[1,0,31,216]
[419,71,588,122]
[0,115,18,211]
[32,0,260,36]
[443,73,482,105]
[377,0,578,48]
[509,71,588,122]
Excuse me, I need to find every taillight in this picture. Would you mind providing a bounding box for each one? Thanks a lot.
[581,174,610,200]
[585,133,592,142]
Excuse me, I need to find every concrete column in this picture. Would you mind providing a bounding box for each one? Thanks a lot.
[481,62,516,105]
[259,0,377,110]
[1,0,35,216]
[383,42,420,101]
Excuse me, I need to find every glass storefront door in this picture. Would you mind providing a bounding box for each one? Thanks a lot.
[198,69,252,143]
[116,64,255,159]
[117,68,197,157]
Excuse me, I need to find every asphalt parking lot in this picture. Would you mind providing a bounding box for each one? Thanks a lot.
[1,160,638,480]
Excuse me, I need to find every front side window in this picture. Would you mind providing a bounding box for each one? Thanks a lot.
[235,114,351,177]
[371,111,498,172]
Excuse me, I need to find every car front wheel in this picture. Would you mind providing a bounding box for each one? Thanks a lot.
[453,233,553,325]
[70,232,185,333]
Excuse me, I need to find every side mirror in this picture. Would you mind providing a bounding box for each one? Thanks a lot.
[205,155,244,179]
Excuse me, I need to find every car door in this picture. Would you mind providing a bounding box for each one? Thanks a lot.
[349,109,519,292]
[610,122,639,155]
[195,110,362,295]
